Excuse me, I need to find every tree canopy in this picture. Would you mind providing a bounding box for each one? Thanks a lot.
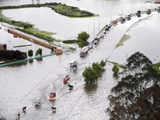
[77,32,89,48]
[107,52,160,120]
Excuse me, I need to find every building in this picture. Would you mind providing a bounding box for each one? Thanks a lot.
[0,44,7,51]
[155,0,160,3]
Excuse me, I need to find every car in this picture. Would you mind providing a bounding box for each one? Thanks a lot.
[136,10,141,17]
[80,47,89,58]
[64,75,71,84]
[126,15,131,21]
[119,17,125,24]
[80,51,87,57]
[93,39,99,45]
[105,25,112,31]
[34,101,41,109]
[48,92,56,101]
[51,106,56,113]
[70,61,77,73]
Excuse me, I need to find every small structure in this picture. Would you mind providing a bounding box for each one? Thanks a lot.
[0,44,7,51]
[64,75,71,84]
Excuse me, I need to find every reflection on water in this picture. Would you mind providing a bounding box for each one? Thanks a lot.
[84,84,98,94]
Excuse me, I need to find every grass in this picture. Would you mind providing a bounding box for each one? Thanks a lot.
[152,62,160,74]
[13,44,32,48]
[106,60,127,69]
[62,40,78,44]
[115,34,130,48]
[0,2,96,18]
[17,27,60,42]
[49,3,95,17]
[0,11,33,28]
[0,10,60,43]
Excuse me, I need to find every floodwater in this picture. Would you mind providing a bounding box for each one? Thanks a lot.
[0,0,160,120]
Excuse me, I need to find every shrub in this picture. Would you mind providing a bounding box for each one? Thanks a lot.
[35,48,42,56]
[28,49,33,57]
[100,60,106,67]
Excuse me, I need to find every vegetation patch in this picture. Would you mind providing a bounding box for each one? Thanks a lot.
[112,64,119,79]
[0,10,59,43]
[13,44,32,48]
[115,34,130,48]
[49,3,95,17]
[62,40,78,44]
[152,62,160,74]
[0,3,96,18]
[16,27,59,42]
[62,32,90,48]
[82,60,106,86]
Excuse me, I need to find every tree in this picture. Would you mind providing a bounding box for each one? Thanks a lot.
[78,32,89,41]
[77,32,89,48]
[107,52,160,120]
[83,61,106,85]
[28,49,33,57]
[83,66,98,84]
[112,64,119,79]
[35,48,42,56]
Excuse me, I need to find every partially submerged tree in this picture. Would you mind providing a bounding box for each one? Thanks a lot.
[77,32,89,48]
[112,64,119,79]
[107,52,160,120]
[83,60,106,85]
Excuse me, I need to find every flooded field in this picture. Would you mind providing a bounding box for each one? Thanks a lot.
[0,0,160,120]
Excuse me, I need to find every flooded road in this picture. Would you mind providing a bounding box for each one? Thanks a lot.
[0,0,160,120]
